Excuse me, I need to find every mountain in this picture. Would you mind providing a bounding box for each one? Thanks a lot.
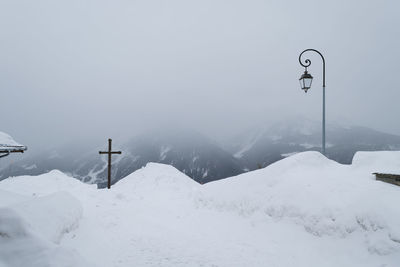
[2,118,400,185]
[0,141,99,180]
[226,118,400,171]
[0,129,244,185]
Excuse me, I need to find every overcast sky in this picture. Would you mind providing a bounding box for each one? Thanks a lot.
[1,0,399,149]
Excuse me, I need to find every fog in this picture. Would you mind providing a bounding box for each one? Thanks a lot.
[1,0,399,150]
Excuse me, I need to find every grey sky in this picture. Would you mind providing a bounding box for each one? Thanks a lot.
[1,0,399,149]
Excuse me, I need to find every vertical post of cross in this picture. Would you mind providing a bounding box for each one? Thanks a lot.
[99,138,122,189]
[107,139,112,189]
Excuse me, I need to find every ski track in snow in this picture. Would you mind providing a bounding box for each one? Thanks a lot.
[1,152,400,266]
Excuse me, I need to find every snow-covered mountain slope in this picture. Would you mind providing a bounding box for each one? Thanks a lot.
[98,130,243,184]
[0,129,243,184]
[1,151,400,267]
[3,120,400,185]
[226,118,400,170]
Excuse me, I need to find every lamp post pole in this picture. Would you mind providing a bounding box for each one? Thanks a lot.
[298,49,326,155]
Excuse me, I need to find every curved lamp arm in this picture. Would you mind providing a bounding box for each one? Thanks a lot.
[299,49,325,87]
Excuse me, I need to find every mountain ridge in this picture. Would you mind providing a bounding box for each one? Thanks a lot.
[2,118,400,185]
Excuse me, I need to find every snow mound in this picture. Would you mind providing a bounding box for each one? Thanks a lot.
[0,189,27,207]
[201,151,400,255]
[1,152,400,266]
[0,190,89,267]
[112,163,200,199]
[0,170,97,197]
[115,163,199,187]
[11,192,82,243]
[352,151,400,173]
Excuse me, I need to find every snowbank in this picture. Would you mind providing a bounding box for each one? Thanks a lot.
[0,206,89,267]
[0,170,97,197]
[0,174,90,267]
[1,151,400,266]
[115,163,199,189]
[113,163,200,201]
[10,192,82,243]
[0,189,26,207]
[352,151,400,174]
[201,152,400,256]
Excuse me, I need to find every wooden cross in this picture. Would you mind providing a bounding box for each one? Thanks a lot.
[99,138,121,189]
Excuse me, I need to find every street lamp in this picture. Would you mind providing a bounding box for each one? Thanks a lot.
[298,49,326,155]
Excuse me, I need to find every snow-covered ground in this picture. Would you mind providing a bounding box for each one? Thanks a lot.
[1,151,400,267]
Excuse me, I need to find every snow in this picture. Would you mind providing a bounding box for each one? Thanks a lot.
[0,132,22,147]
[23,164,37,170]
[234,140,256,158]
[352,151,400,174]
[300,143,334,149]
[233,130,265,158]
[281,151,299,157]
[300,142,317,149]
[159,145,171,161]
[0,132,26,151]
[0,189,90,266]
[1,152,400,266]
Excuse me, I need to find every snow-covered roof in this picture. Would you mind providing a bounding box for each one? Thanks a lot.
[0,131,27,153]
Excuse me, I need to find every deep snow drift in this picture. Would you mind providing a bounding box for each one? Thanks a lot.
[1,151,400,267]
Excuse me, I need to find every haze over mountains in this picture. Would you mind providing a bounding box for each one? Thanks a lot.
[1,118,400,185]
[226,118,400,171]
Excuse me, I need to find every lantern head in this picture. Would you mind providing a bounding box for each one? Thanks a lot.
[299,70,313,93]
